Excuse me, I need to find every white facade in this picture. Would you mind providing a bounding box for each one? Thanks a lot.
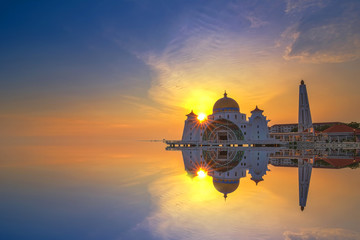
[247,150,270,185]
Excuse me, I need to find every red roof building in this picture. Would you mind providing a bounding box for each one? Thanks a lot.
[321,124,360,142]
[323,124,360,134]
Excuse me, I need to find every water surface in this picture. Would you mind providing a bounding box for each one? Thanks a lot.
[1,141,359,240]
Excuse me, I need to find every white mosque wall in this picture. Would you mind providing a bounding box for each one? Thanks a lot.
[182,118,202,142]
[247,150,270,182]
[248,114,270,140]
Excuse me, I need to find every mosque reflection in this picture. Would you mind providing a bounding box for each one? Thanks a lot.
[181,147,360,211]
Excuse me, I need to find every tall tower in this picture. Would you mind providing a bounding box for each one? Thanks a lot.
[298,158,313,211]
[298,80,313,132]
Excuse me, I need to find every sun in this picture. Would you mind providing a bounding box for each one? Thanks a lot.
[197,113,207,122]
[197,169,207,178]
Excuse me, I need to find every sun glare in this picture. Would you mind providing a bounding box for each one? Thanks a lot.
[197,169,207,178]
[197,113,207,122]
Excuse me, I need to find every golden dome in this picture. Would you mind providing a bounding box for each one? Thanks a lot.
[213,178,239,195]
[213,91,239,113]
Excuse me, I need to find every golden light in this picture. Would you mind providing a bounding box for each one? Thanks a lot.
[197,113,207,122]
[197,169,207,178]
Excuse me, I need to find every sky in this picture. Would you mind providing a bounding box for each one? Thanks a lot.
[1,0,360,141]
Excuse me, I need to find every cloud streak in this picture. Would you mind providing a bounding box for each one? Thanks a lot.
[283,228,360,240]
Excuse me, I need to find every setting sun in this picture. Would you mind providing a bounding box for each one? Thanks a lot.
[197,169,207,178]
[197,113,207,122]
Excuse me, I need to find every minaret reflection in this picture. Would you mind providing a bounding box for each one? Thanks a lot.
[298,158,313,211]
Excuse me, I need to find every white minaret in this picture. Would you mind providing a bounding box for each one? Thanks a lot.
[298,80,313,132]
[298,158,313,211]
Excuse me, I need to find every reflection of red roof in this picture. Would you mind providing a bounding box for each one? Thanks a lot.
[315,157,360,168]
[323,124,360,134]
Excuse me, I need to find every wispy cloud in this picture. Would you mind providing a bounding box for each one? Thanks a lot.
[285,0,328,13]
[245,15,268,28]
[282,1,360,63]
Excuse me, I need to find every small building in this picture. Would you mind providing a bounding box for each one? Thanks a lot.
[322,124,360,142]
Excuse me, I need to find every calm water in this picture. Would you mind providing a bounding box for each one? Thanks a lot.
[1,141,360,240]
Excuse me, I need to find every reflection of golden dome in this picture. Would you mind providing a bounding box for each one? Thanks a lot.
[213,92,239,113]
[213,178,239,195]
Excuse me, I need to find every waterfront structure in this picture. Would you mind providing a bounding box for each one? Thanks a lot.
[181,92,271,144]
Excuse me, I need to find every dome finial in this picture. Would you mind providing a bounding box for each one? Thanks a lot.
[224,90,227,98]
[224,193,227,201]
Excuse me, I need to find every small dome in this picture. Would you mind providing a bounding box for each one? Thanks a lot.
[251,105,263,113]
[186,110,197,118]
[213,92,239,113]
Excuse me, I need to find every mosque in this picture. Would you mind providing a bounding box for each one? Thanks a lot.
[182,91,271,144]
[174,81,359,210]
